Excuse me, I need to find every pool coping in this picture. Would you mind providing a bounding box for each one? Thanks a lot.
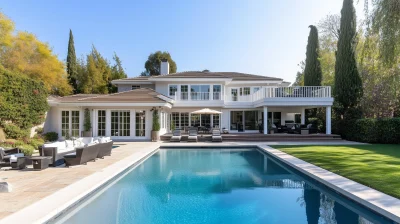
[1,142,399,223]
[257,145,400,223]
[0,143,160,224]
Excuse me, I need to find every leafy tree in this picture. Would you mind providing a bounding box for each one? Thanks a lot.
[304,25,322,86]
[365,0,400,65]
[0,11,14,48]
[0,32,72,96]
[67,29,78,93]
[80,45,110,94]
[144,51,177,76]
[109,52,127,93]
[293,61,305,86]
[334,0,363,116]
[140,71,150,76]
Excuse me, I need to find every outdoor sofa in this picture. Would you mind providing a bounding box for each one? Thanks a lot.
[40,137,112,166]
[64,144,100,167]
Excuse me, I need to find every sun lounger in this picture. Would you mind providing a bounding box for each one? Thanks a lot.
[0,148,24,167]
[170,130,182,142]
[212,129,223,142]
[187,129,198,142]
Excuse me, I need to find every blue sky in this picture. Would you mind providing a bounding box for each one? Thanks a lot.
[1,0,364,83]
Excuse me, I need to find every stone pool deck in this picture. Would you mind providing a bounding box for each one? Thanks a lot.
[1,140,399,223]
[0,142,160,223]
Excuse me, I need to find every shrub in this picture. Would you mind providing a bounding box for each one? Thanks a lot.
[336,118,400,144]
[44,132,58,142]
[83,108,91,132]
[0,67,49,129]
[152,110,160,131]
[2,123,29,139]
[18,144,35,156]
[28,138,45,149]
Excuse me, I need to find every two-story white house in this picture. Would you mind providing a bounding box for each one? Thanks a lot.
[43,60,333,140]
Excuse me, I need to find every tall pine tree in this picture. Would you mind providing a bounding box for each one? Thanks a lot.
[304,25,322,86]
[67,29,78,93]
[334,0,363,116]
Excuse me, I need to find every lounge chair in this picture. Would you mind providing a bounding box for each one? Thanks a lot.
[170,130,182,142]
[187,129,198,142]
[0,148,24,168]
[212,129,223,142]
[64,144,100,167]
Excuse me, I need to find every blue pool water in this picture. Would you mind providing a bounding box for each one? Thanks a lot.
[59,148,393,224]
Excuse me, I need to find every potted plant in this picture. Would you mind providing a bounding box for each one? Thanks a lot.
[151,109,160,142]
[268,120,274,134]
[82,108,92,137]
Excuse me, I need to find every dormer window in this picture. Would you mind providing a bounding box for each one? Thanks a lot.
[132,85,140,90]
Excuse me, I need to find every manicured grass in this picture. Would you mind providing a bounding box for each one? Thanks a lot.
[272,144,400,199]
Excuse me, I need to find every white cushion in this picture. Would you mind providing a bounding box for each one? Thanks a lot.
[99,137,106,143]
[65,140,74,148]
[9,154,24,163]
[58,148,74,154]
[307,124,312,128]
[74,139,85,147]
[81,137,94,145]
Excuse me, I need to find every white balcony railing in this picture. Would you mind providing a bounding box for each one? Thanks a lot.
[172,92,222,101]
[227,86,331,102]
[172,86,331,102]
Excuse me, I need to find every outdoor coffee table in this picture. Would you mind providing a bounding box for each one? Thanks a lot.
[30,156,52,170]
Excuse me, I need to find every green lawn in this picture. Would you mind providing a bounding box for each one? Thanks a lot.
[271,144,400,199]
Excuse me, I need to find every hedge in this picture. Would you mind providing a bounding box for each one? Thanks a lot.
[0,67,49,129]
[334,118,400,144]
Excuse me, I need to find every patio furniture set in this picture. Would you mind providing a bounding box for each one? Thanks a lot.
[0,137,114,171]
[170,128,223,142]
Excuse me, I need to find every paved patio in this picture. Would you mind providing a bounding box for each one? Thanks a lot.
[0,142,159,220]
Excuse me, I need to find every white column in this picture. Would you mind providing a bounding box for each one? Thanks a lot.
[301,108,306,125]
[326,106,331,134]
[263,106,268,134]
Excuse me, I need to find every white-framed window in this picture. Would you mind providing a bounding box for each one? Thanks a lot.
[135,110,146,137]
[132,85,140,90]
[61,111,70,137]
[61,110,80,138]
[181,85,188,100]
[241,87,251,95]
[213,114,220,128]
[71,111,80,137]
[97,110,106,136]
[111,110,130,137]
[213,85,221,100]
[254,87,260,93]
[169,85,178,97]
[171,112,180,129]
[181,113,189,128]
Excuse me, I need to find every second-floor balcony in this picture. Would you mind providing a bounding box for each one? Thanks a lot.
[171,86,332,104]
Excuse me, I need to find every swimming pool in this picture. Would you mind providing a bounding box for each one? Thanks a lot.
[57,148,394,224]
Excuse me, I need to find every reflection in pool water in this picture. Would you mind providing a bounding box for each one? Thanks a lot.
[60,148,392,224]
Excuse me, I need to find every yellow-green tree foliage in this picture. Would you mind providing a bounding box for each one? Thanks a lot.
[0,11,72,96]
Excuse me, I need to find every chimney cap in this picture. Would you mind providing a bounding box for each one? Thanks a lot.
[161,59,168,62]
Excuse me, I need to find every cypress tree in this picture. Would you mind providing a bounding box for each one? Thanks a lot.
[67,29,78,93]
[304,25,322,86]
[334,0,363,113]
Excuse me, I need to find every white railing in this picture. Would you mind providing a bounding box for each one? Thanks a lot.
[191,92,210,101]
[173,92,222,101]
[228,86,331,102]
